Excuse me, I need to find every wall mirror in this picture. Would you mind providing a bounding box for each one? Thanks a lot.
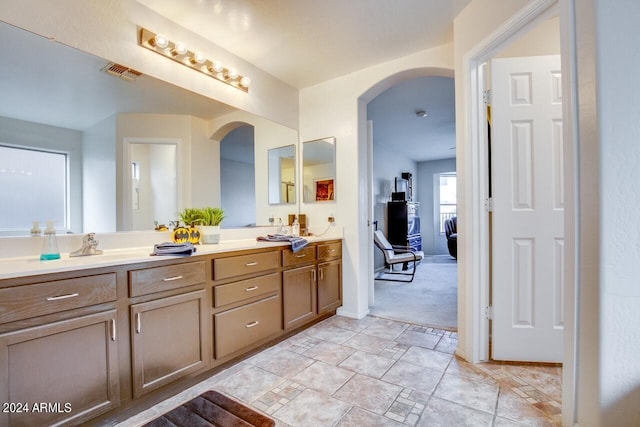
[302,137,336,203]
[268,145,296,205]
[0,21,298,235]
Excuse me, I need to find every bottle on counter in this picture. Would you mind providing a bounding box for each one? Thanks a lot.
[30,221,41,237]
[292,216,300,237]
[40,221,61,260]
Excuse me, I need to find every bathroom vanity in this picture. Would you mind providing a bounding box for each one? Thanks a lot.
[0,237,342,426]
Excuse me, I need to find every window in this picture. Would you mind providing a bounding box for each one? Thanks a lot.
[439,173,457,233]
[0,145,68,233]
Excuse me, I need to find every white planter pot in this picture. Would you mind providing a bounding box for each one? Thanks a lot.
[198,225,221,244]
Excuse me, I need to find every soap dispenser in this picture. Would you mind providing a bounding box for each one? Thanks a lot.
[40,221,60,260]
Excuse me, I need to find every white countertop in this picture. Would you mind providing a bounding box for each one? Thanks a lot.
[0,235,341,280]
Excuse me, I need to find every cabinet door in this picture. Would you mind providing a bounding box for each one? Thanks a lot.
[131,290,207,398]
[318,260,342,314]
[0,310,119,427]
[283,265,317,330]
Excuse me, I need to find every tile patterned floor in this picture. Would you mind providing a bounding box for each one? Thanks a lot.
[119,315,562,427]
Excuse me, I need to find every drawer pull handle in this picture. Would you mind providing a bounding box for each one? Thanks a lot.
[295,254,307,258]
[245,261,259,266]
[111,319,117,342]
[312,269,316,282]
[245,321,260,328]
[319,268,324,280]
[46,293,79,301]
[245,286,259,292]
[162,275,183,282]
[135,313,141,334]
[328,249,336,253]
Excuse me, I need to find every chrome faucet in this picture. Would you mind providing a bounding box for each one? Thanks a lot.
[70,233,103,257]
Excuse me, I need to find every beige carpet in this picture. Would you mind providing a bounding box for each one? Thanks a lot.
[370,255,457,330]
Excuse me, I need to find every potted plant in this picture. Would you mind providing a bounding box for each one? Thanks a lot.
[179,207,224,244]
[178,208,203,227]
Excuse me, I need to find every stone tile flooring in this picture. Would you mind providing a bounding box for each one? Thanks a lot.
[119,315,562,426]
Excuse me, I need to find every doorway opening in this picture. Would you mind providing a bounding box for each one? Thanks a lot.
[366,75,458,330]
[220,124,256,228]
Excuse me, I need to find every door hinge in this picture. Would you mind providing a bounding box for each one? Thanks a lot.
[483,89,492,105]
[484,197,494,212]
[484,305,494,320]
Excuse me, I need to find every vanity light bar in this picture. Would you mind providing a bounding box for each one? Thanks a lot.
[138,27,250,93]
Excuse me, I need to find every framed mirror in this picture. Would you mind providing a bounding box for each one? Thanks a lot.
[302,137,336,203]
[268,145,296,204]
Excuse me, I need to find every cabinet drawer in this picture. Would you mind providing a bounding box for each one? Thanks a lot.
[129,261,206,297]
[213,273,280,308]
[282,246,316,267]
[213,251,280,280]
[0,273,116,325]
[214,295,282,359]
[318,242,342,261]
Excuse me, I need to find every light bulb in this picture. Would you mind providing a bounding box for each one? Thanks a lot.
[240,76,251,87]
[173,41,187,56]
[211,60,224,73]
[227,68,238,79]
[153,34,169,49]
[191,51,206,64]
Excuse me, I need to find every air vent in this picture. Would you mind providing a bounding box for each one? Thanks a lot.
[101,62,143,81]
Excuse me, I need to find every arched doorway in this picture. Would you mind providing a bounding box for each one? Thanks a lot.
[366,75,457,329]
[357,67,456,320]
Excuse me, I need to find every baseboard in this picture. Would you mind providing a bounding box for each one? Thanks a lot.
[336,307,370,319]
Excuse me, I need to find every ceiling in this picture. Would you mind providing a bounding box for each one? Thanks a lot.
[137,0,470,89]
[368,76,456,162]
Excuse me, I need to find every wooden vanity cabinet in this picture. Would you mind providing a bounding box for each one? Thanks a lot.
[318,260,342,314]
[282,241,342,329]
[212,250,283,360]
[129,262,208,398]
[317,242,342,315]
[0,273,119,427]
[282,264,317,330]
[0,238,342,425]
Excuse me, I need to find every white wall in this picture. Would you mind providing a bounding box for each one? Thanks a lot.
[496,16,560,58]
[417,158,456,255]
[83,115,117,233]
[300,44,454,319]
[0,115,83,233]
[573,0,640,425]
[0,0,299,130]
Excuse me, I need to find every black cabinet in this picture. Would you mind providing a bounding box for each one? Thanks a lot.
[387,202,422,251]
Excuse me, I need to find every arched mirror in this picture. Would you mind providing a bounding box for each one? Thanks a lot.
[302,137,336,203]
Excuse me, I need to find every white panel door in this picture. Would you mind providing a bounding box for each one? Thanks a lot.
[491,55,564,362]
